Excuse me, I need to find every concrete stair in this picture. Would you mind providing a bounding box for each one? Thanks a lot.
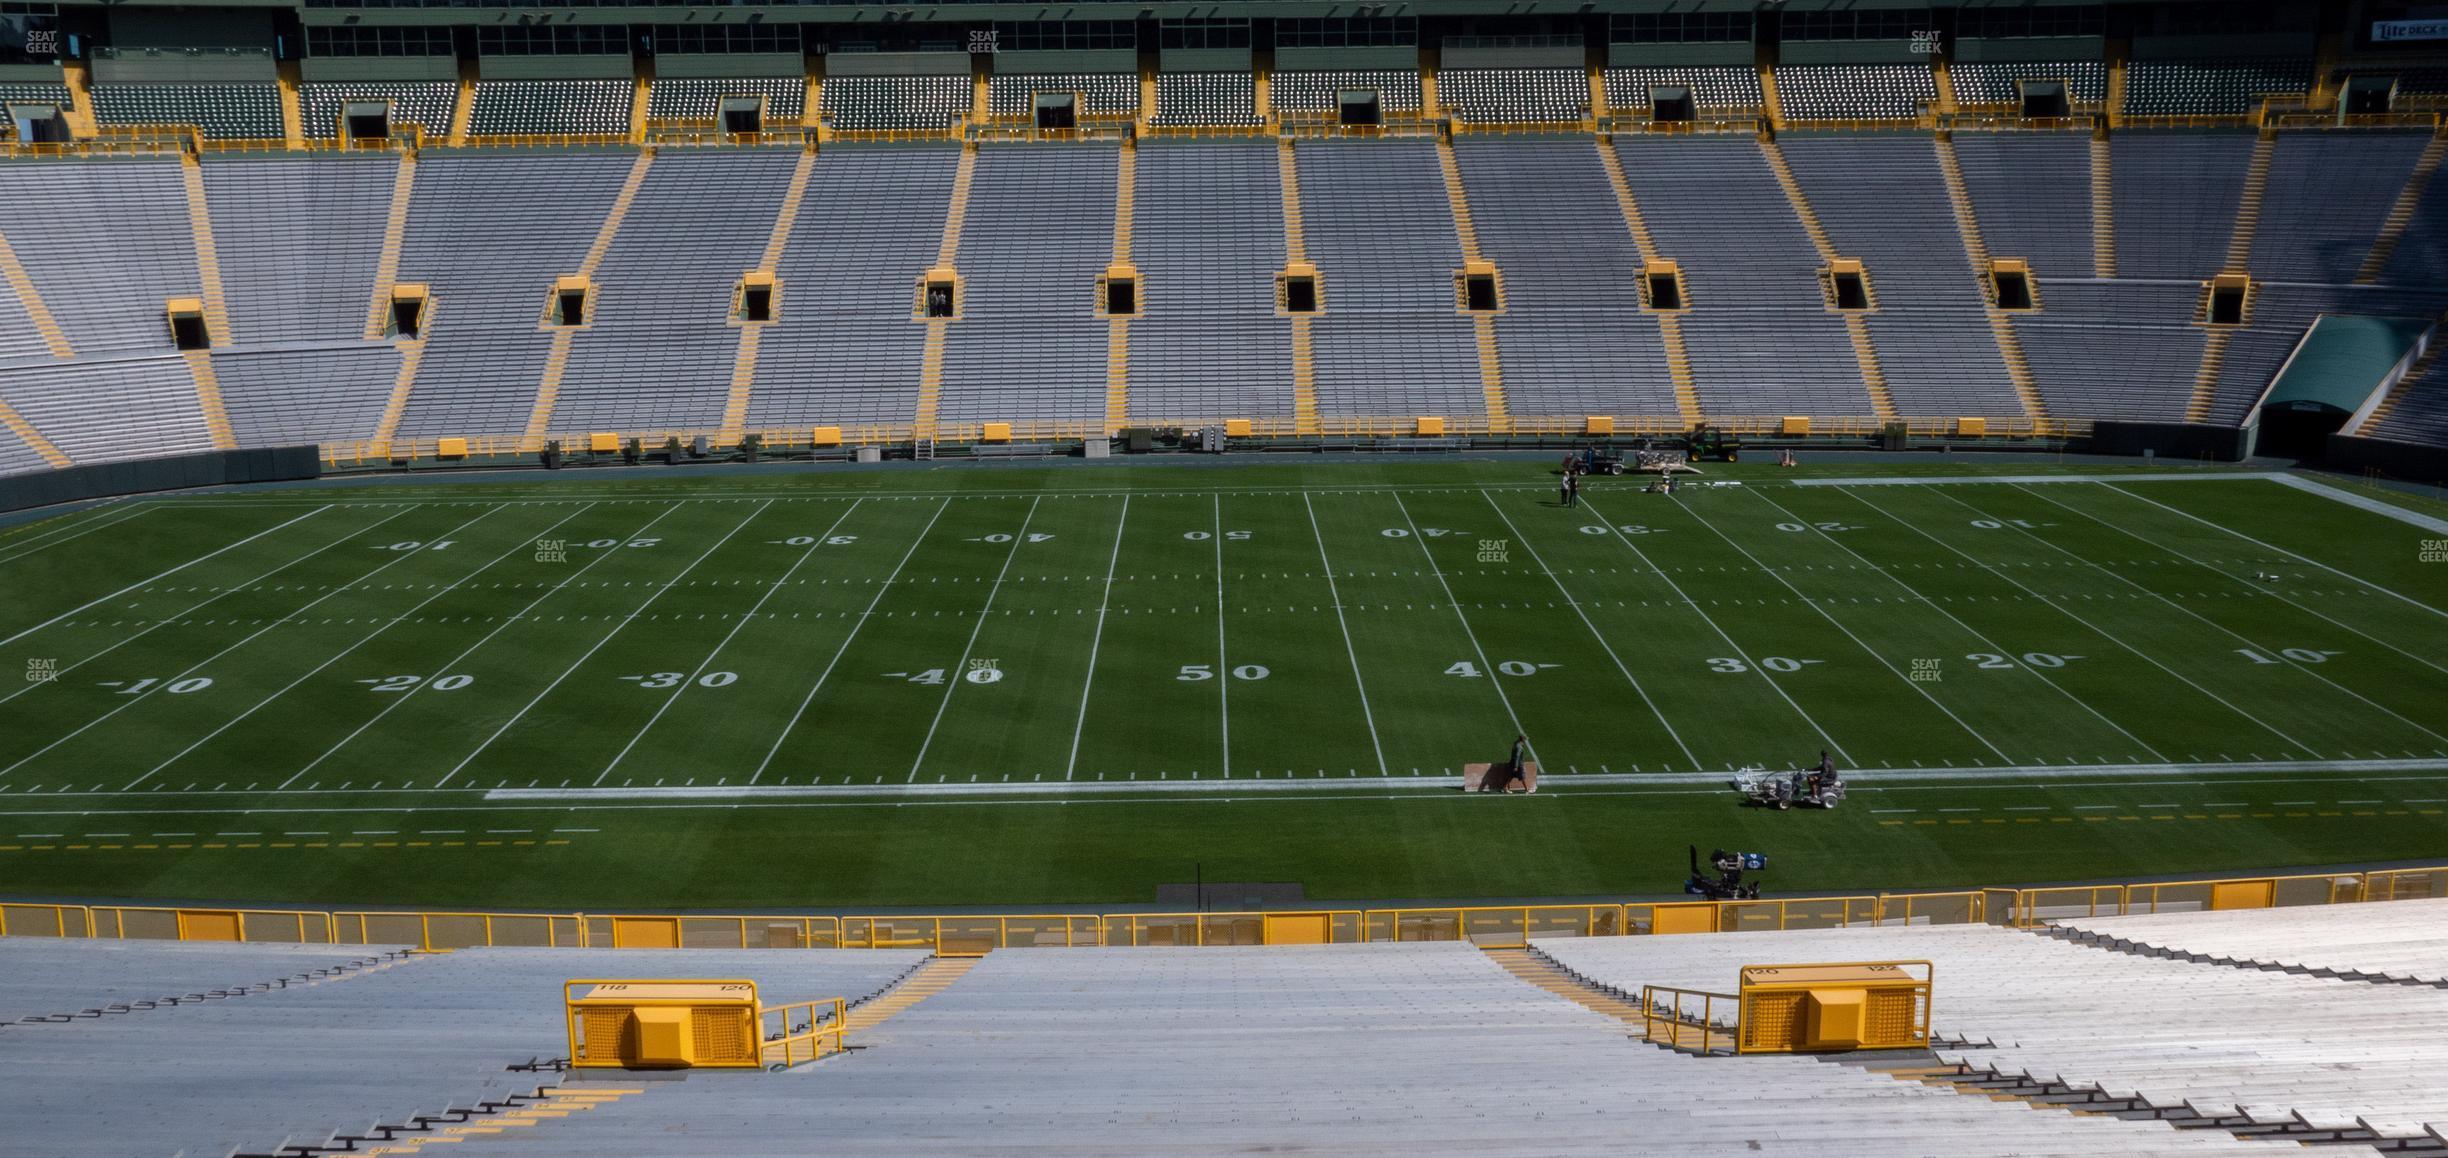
[2223,133,2277,272]
[1278,140,1319,435]
[363,154,418,340]
[2185,328,2235,424]
[449,58,476,145]
[913,325,946,440]
[368,339,425,459]
[1934,135,2048,421]
[2089,136,2118,277]
[1435,135,1507,432]
[1657,315,1703,425]
[1106,142,1135,434]
[522,149,652,452]
[2357,133,2448,285]
[183,350,237,451]
[717,146,817,446]
[845,956,975,1033]
[1596,138,1700,424]
[178,153,233,346]
[1845,314,1899,422]
[2036,923,2448,990]
[1758,138,1837,261]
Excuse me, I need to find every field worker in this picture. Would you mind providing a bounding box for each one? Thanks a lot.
[1564,470,1581,508]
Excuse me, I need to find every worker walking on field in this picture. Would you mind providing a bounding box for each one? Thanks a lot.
[1563,470,1581,508]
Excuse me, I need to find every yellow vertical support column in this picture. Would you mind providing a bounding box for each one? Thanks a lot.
[916,144,976,441]
[177,152,238,450]
[523,149,653,452]
[2358,133,2448,284]
[971,59,991,127]
[1435,134,1507,433]
[1932,134,2045,421]
[1106,141,1134,435]
[1596,140,1700,426]
[1279,140,1318,435]
[720,146,816,447]
[275,56,305,148]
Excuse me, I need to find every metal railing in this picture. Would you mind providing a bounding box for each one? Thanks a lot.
[1640,984,1738,1055]
[4,867,2436,949]
[759,997,848,1067]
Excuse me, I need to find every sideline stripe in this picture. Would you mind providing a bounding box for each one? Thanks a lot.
[1794,472,2283,488]
[0,506,333,649]
[2116,480,2448,623]
[483,756,2448,800]
[2271,473,2448,536]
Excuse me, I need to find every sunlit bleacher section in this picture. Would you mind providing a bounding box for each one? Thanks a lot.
[0,354,214,464]
[746,145,956,433]
[1298,140,1484,424]
[89,82,281,139]
[2123,58,2313,117]
[388,153,638,441]
[1602,65,1762,117]
[0,81,74,127]
[1538,923,2448,1146]
[1948,60,2109,110]
[555,150,798,435]
[1615,135,1876,419]
[1152,72,1260,126]
[0,942,926,1156]
[645,76,807,124]
[0,159,197,354]
[2012,282,2206,422]
[1784,136,2028,417]
[820,73,970,131]
[1436,67,1587,123]
[1128,141,1295,424]
[297,82,457,142]
[988,72,1139,118]
[212,345,404,448]
[1271,69,1424,116]
[200,155,394,343]
[469,79,632,138]
[0,939,403,1024]
[2055,897,2448,985]
[1774,62,1935,121]
[939,144,1118,431]
[1452,137,1680,421]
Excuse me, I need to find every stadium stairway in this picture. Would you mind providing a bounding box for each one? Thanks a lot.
[1278,139,1320,434]
[844,954,975,1034]
[719,146,816,447]
[179,152,240,449]
[363,154,418,340]
[0,226,75,359]
[521,148,653,453]
[4,945,418,1026]
[1593,139,1702,425]
[2357,313,2447,435]
[2223,133,2278,273]
[1762,136,1897,421]
[1933,134,2050,421]
[2090,136,2118,277]
[0,398,70,468]
[2357,133,2448,285]
[1433,134,1511,433]
[1106,139,1135,433]
[913,144,978,443]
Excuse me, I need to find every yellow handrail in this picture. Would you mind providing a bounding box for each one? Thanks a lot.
[1641,984,1738,1054]
[759,996,848,1067]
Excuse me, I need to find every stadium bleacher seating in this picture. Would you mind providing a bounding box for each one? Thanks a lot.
[0,943,926,1156]
[0,158,198,355]
[298,81,458,142]
[2252,132,2431,284]
[469,79,632,138]
[1299,139,1486,422]
[90,82,282,140]
[988,72,1140,118]
[939,144,1117,428]
[1539,923,2448,1142]
[1949,60,2109,109]
[2123,58,2313,117]
[1774,63,1936,121]
[1129,140,1297,423]
[0,939,403,1024]
[1272,69,1423,115]
[2054,897,2448,985]
[1436,67,1588,123]
[201,155,394,344]
[820,74,970,130]
[1153,72,1261,126]
[1603,65,1763,116]
[645,76,807,124]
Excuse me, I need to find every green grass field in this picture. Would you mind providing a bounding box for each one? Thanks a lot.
[1,457,2444,910]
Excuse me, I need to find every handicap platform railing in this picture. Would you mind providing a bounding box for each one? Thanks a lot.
[3,865,2437,951]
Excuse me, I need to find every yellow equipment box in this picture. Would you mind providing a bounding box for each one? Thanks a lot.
[565,979,762,1069]
[1735,961,1931,1054]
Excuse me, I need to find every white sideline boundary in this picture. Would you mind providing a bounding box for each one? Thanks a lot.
[483,757,2448,801]
[2271,474,2448,535]
[1794,472,2285,487]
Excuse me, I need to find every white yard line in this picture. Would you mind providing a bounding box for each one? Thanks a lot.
[0,504,153,566]
[593,499,866,784]
[0,506,430,781]
[0,508,415,709]
[2270,473,2448,536]
[123,505,535,789]
[2014,483,2448,747]
[1480,490,1700,771]
[906,496,1042,782]
[1213,494,1230,779]
[1792,472,2285,488]
[1387,492,1541,767]
[1577,494,1855,767]
[0,505,334,650]
[1302,493,1389,777]
[1848,486,2320,758]
[1064,495,1131,780]
[748,499,951,785]
[1747,488,2167,762]
[2107,482,2448,633]
[1672,493,2019,766]
[433,500,773,788]
[277,502,682,789]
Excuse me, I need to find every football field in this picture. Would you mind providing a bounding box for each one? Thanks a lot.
[1,458,2445,909]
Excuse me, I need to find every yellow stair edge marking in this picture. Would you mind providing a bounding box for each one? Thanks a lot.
[1599,139,1701,424]
[276,56,306,149]
[1436,136,1507,432]
[178,153,232,346]
[1759,138,1837,261]
[2358,134,2448,285]
[845,957,977,1032]
[0,227,75,358]
[2223,134,2277,272]
[1278,140,1318,434]
[2185,328,2235,423]
[523,150,653,452]
[1844,314,1898,422]
[937,143,978,269]
[718,147,816,446]
[1933,135,2046,421]
[364,154,418,340]
[1106,142,1134,435]
[2088,136,2117,279]
[449,59,476,146]
[183,349,238,451]
[368,339,425,459]
[1289,316,1319,436]
[0,397,71,468]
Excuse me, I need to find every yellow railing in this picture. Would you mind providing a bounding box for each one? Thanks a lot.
[4,867,2436,949]
[1594,115,1765,137]
[759,996,848,1067]
[1640,983,1739,1055]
